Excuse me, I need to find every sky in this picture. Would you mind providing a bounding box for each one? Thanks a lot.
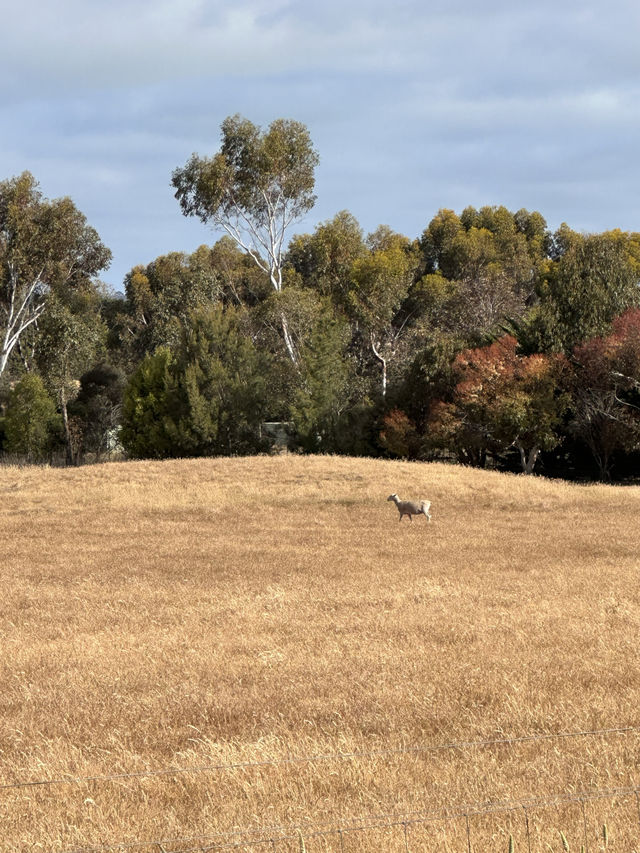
[3,0,640,292]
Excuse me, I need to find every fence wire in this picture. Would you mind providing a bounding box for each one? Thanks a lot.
[1,724,638,792]
[58,785,640,852]
[5,726,639,852]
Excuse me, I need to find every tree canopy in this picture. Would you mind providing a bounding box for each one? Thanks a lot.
[172,115,319,294]
[3,154,640,481]
[0,171,111,377]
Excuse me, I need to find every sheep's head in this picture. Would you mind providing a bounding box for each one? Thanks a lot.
[387,494,398,502]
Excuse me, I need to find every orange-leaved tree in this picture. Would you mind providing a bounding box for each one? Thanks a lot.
[569,308,640,480]
[428,335,568,473]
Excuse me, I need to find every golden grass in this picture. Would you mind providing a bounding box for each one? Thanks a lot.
[1,455,639,851]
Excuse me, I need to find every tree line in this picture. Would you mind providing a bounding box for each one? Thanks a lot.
[1,116,640,481]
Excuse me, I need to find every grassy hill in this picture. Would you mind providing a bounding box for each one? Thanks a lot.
[1,455,639,850]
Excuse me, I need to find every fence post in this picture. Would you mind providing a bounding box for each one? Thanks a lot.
[522,805,532,853]
[403,820,409,852]
[580,799,589,853]
[465,813,472,853]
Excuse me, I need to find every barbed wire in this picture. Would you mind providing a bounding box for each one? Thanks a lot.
[59,784,640,852]
[2,724,638,793]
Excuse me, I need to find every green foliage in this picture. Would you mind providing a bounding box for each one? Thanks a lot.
[169,304,268,456]
[172,115,318,294]
[287,210,366,307]
[33,290,107,462]
[347,228,420,397]
[392,334,461,429]
[418,205,550,343]
[120,347,180,459]
[405,271,458,330]
[121,246,226,360]
[3,374,61,460]
[209,236,271,305]
[71,362,125,459]
[420,208,462,275]
[35,291,106,395]
[531,232,640,352]
[120,348,178,459]
[0,171,111,377]
[173,116,319,366]
[348,229,417,333]
[290,309,354,451]
[253,285,325,368]
[121,306,268,459]
[6,159,640,482]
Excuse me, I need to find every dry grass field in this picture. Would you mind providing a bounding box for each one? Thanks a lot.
[1,454,640,852]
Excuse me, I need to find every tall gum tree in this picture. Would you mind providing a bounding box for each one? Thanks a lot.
[347,227,419,398]
[0,172,111,378]
[417,206,550,343]
[172,115,319,364]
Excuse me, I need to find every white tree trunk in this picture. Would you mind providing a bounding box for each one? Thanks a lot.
[0,270,46,378]
[0,347,10,377]
[371,334,387,398]
[280,312,298,365]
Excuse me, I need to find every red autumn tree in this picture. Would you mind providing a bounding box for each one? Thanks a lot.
[428,335,568,473]
[379,408,421,459]
[569,308,640,480]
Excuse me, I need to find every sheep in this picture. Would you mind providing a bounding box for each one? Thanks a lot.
[387,493,431,523]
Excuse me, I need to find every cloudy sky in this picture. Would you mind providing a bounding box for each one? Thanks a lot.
[3,0,639,290]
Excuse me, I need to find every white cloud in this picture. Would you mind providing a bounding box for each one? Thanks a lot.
[4,0,640,106]
[4,0,640,288]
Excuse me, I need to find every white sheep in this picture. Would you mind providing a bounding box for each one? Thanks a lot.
[387,493,432,523]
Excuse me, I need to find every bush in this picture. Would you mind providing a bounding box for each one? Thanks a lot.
[379,409,421,459]
[120,348,178,459]
[3,374,61,461]
[121,306,269,459]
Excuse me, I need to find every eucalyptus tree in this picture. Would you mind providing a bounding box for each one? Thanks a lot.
[34,290,106,463]
[417,206,550,343]
[121,246,224,360]
[529,231,640,353]
[0,172,111,378]
[172,115,319,363]
[346,227,419,398]
[287,210,367,308]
